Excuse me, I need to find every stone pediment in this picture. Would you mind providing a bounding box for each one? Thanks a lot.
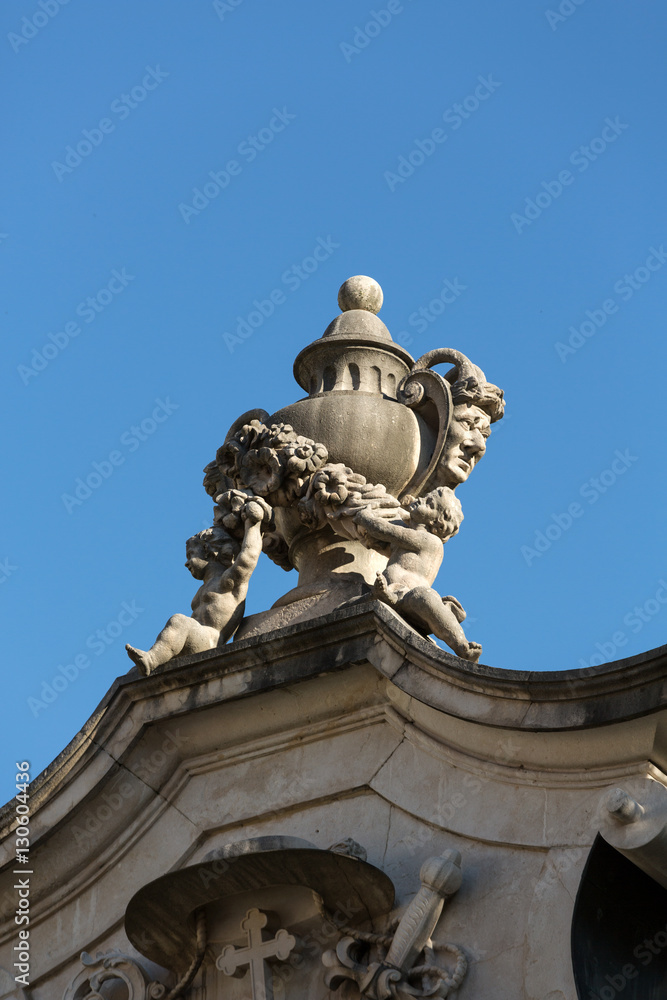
[3,602,667,860]
[2,602,667,997]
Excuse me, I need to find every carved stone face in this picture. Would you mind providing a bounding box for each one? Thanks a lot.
[185,540,208,579]
[440,404,491,487]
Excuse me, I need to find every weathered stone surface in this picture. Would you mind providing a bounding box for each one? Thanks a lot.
[126,491,273,674]
[337,275,384,314]
[2,605,667,998]
[125,837,395,972]
[126,276,507,669]
[598,778,667,889]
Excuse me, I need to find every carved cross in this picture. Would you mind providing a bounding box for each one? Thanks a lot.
[216,908,296,1000]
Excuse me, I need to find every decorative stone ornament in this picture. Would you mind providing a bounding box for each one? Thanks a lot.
[63,951,168,999]
[323,851,467,1000]
[125,491,273,675]
[123,836,469,1000]
[216,908,296,1000]
[125,837,395,980]
[125,275,505,667]
[338,274,384,314]
[598,778,667,889]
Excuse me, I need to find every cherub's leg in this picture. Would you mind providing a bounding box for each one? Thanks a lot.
[397,587,481,662]
[126,614,218,676]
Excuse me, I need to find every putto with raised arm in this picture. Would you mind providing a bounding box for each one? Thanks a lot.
[126,275,504,669]
[126,491,272,675]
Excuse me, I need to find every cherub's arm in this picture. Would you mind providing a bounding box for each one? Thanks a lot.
[353,506,422,553]
[223,499,270,594]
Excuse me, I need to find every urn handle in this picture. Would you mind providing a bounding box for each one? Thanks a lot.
[397,366,452,500]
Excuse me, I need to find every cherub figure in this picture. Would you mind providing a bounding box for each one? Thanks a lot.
[353,487,482,663]
[126,493,272,676]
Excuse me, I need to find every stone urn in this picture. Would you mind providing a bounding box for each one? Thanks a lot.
[223,277,455,611]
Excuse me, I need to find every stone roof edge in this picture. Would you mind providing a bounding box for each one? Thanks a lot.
[5,601,667,828]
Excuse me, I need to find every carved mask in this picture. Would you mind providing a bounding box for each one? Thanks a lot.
[439,404,491,487]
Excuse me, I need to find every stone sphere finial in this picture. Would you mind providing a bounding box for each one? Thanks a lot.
[338,275,383,314]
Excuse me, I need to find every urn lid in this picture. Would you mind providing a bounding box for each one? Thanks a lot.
[293,275,414,398]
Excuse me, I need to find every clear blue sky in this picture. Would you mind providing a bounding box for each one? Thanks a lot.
[2,0,666,806]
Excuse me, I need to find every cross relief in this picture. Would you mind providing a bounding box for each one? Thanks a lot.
[216,908,297,1000]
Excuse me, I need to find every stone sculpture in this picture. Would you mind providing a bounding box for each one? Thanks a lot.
[63,950,168,999]
[124,836,397,999]
[323,850,467,999]
[599,780,667,889]
[126,491,271,675]
[298,463,403,541]
[126,275,504,669]
[217,419,329,508]
[216,908,296,1000]
[413,348,504,491]
[355,489,482,662]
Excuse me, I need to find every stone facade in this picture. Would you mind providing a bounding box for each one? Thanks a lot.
[2,605,667,998]
[2,277,666,999]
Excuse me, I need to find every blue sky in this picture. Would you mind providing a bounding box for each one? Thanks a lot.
[2,0,666,806]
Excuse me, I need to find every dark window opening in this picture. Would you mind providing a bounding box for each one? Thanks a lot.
[572,834,667,999]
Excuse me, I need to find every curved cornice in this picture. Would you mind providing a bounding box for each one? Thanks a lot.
[2,601,667,831]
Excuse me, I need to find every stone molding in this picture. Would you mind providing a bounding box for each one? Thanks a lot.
[3,601,667,841]
[2,604,667,993]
